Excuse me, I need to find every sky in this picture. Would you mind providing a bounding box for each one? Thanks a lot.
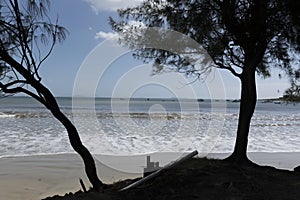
[39,0,291,99]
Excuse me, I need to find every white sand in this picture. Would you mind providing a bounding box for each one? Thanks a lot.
[0,152,299,200]
[0,154,141,200]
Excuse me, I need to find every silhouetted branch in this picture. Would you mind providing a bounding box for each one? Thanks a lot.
[214,61,241,78]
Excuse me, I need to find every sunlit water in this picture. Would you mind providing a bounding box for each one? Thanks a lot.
[0,97,299,157]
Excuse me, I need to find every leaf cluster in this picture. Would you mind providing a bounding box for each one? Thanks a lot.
[0,0,68,97]
[110,0,300,80]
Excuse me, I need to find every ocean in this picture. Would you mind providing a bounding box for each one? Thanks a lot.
[0,96,299,158]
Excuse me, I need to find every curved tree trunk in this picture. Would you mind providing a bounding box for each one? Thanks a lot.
[38,86,105,191]
[228,67,257,163]
[50,108,105,191]
[0,50,105,191]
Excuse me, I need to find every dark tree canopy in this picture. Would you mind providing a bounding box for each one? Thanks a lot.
[287,0,300,49]
[111,0,300,162]
[111,0,299,79]
[283,81,300,101]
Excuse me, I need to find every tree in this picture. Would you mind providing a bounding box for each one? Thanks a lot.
[287,0,300,49]
[110,0,300,163]
[0,0,105,190]
[283,82,300,101]
[284,0,300,102]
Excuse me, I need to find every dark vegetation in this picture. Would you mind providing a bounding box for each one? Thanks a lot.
[282,82,300,102]
[43,158,300,200]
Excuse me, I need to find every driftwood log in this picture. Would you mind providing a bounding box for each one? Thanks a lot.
[120,150,198,191]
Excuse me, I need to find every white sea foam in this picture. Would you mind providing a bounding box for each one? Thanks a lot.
[0,112,16,118]
[0,98,300,157]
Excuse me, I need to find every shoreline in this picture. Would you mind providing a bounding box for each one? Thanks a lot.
[2,151,300,169]
[1,152,300,200]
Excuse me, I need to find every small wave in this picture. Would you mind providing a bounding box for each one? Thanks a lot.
[252,123,300,127]
[0,111,53,119]
[0,152,74,159]
[16,113,51,118]
[93,112,213,120]
[72,112,222,121]
[0,112,16,118]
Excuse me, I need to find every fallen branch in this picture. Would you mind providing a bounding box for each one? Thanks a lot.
[79,178,87,193]
[120,150,198,191]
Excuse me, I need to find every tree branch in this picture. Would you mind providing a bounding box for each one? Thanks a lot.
[0,82,46,105]
[214,61,242,78]
[36,20,58,73]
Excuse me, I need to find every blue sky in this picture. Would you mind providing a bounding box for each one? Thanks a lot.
[39,0,290,99]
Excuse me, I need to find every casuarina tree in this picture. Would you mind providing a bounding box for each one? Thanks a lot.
[284,0,300,101]
[0,0,105,190]
[110,0,300,163]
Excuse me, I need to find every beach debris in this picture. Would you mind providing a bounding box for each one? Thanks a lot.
[143,156,162,177]
[79,178,87,193]
[120,150,198,191]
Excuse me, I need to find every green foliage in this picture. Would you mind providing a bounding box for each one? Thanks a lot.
[110,0,300,80]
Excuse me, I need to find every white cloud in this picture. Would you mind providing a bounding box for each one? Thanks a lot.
[95,20,145,40]
[84,0,143,12]
[95,31,119,40]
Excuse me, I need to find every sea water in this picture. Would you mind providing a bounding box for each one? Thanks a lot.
[0,96,299,157]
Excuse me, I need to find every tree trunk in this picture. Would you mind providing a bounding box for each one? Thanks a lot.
[50,108,105,191]
[32,80,106,190]
[227,67,257,164]
[0,41,105,190]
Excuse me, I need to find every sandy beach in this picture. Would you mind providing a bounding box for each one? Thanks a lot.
[0,152,300,200]
[0,154,141,200]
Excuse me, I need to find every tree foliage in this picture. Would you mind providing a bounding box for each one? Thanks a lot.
[0,0,67,94]
[111,0,299,79]
[283,81,300,102]
[284,68,300,102]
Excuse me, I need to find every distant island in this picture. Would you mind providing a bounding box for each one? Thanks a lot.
[230,95,300,104]
[279,95,300,102]
[260,95,300,104]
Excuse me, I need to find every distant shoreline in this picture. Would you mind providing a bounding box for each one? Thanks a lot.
[3,95,299,102]
[259,97,300,103]
[2,95,300,106]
